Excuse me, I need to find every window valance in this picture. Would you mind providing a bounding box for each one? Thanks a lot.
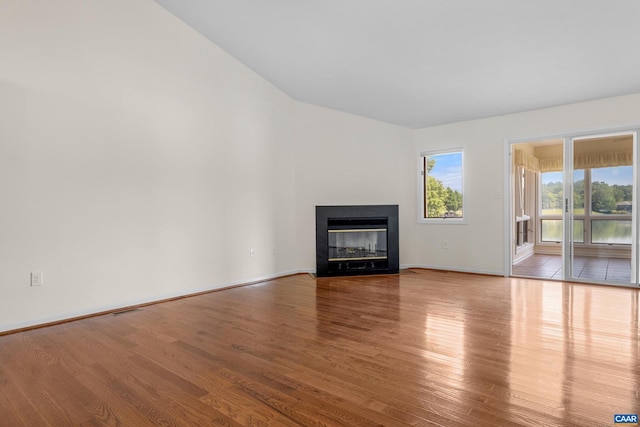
[515,149,632,172]
[573,151,633,170]
[513,150,539,172]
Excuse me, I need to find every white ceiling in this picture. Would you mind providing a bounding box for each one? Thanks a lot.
[153,0,640,129]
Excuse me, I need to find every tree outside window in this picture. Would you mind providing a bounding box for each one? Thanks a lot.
[539,166,632,244]
[422,150,463,220]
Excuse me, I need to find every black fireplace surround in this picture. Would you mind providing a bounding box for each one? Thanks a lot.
[316,205,399,277]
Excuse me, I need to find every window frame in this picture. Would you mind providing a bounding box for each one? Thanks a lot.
[538,170,565,244]
[538,167,632,246]
[418,148,466,224]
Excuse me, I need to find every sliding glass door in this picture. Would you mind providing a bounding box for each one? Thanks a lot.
[510,130,639,287]
[565,133,637,285]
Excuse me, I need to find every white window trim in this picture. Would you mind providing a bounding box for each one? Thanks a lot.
[418,148,467,224]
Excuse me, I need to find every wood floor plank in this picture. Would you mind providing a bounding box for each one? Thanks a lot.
[1,270,639,426]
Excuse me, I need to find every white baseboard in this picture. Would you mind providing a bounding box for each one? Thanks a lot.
[0,268,311,334]
[2,265,510,333]
[400,264,504,277]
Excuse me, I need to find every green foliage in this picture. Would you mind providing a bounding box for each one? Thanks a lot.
[591,181,617,213]
[426,158,436,173]
[542,178,632,214]
[426,164,463,218]
[573,179,584,210]
[445,187,462,212]
[446,189,463,212]
[426,176,447,217]
[541,181,563,210]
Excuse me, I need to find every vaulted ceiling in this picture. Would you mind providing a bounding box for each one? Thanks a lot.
[153,0,640,129]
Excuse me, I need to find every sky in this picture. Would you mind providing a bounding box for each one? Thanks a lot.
[429,152,463,192]
[542,166,633,186]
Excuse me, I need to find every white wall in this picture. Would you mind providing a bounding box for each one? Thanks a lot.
[291,102,414,271]
[0,0,413,333]
[0,0,299,332]
[411,93,640,274]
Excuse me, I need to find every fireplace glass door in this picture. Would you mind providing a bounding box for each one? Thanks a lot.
[328,229,388,261]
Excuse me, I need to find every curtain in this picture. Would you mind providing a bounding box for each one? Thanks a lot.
[515,149,632,172]
[573,151,633,169]
[514,150,539,172]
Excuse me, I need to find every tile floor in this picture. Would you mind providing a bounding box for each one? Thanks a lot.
[512,254,632,282]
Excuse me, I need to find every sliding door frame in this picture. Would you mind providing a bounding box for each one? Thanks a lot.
[504,123,640,288]
[563,131,638,285]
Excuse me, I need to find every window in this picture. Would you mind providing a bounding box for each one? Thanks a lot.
[539,171,563,242]
[538,166,632,245]
[589,165,632,244]
[420,149,464,221]
[541,219,584,243]
[515,166,535,247]
[540,171,563,215]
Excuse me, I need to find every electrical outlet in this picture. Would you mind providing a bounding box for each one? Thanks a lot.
[30,272,43,287]
[443,240,449,250]
[250,248,255,257]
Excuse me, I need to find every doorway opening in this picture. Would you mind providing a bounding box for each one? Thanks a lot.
[509,132,636,286]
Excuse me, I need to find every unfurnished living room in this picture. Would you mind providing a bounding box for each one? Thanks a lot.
[1,1,640,426]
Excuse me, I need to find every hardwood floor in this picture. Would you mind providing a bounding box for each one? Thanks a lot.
[1,270,639,426]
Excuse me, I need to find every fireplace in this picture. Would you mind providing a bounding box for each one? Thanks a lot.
[316,205,399,277]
